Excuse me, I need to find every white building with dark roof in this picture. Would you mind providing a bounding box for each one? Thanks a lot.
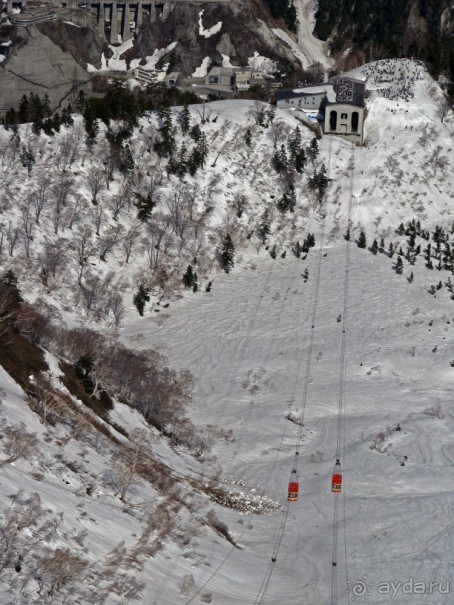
[276,85,334,112]
[324,76,366,144]
[277,77,366,145]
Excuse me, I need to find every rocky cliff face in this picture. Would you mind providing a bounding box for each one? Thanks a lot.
[137,0,302,75]
[38,20,107,72]
[0,26,93,114]
[0,0,305,113]
[313,0,453,93]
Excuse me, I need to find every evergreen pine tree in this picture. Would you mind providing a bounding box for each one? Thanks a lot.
[388,242,395,257]
[371,239,378,255]
[289,126,302,156]
[133,284,150,316]
[258,210,271,242]
[244,128,252,147]
[395,256,404,274]
[198,133,208,167]
[267,105,276,123]
[309,137,319,161]
[205,281,212,293]
[379,237,385,252]
[221,234,235,273]
[277,184,296,213]
[180,102,190,134]
[270,244,277,259]
[344,228,351,241]
[189,122,201,142]
[272,144,289,172]
[135,193,156,222]
[309,164,328,199]
[2,270,22,305]
[183,265,195,289]
[357,231,367,249]
[18,95,29,123]
[74,354,95,394]
[294,241,302,258]
[407,271,414,283]
[83,107,99,141]
[303,268,309,281]
[294,148,306,173]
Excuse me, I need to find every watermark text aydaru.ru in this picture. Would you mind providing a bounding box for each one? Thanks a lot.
[349,576,450,600]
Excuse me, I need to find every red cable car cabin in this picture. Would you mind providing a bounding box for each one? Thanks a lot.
[331,459,342,493]
[288,470,299,501]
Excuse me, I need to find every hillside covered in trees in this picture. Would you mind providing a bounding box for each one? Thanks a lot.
[314,0,454,96]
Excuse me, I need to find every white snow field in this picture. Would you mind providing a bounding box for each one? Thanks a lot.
[123,216,453,604]
[0,57,452,604]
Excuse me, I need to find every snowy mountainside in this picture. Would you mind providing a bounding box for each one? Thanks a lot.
[0,58,452,604]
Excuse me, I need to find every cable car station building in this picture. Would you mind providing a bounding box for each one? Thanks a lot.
[324,77,365,145]
[277,75,365,145]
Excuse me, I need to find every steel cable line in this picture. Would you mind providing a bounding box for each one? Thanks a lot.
[254,214,327,605]
[254,135,335,605]
[184,259,311,605]
[331,145,355,605]
[187,135,333,605]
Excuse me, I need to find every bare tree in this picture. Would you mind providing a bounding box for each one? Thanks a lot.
[2,422,39,464]
[64,194,84,230]
[31,173,52,224]
[425,145,449,177]
[98,224,124,261]
[58,127,83,167]
[106,290,125,327]
[6,221,20,257]
[165,189,190,252]
[181,182,201,223]
[122,223,142,263]
[35,547,88,598]
[98,139,120,189]
[0,223,4,259]
[91,203,105,236]
[85,165,106,205]
[30,374,61,425]
[50,173,74,235]
[230,192,249,218]
[73,225,96,284]
[20,200,34,258]
[143,212,173,271]
[102,433,145,501]
[39,238,69,289]
[107,187,131,221]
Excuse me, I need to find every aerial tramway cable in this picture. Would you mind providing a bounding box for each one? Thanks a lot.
[184,251,308,604]
[331,144,355,604]
[254,208,328,605]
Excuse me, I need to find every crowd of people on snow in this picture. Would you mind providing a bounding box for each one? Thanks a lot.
[361,58,425,102]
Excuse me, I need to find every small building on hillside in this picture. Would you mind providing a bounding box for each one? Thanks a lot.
[277,76,366,145]
[276,88,329,111]
[234,68,271,90]
[165,72,180,87]
[134,67,166,85]
[324,76,365,144]
[205,67,235,87]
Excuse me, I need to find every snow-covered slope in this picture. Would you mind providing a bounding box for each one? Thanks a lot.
[0,59,452,603]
